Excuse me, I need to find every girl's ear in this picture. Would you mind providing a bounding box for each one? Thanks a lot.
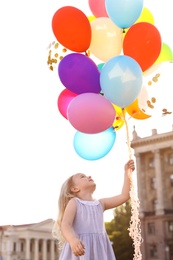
[70,186,80,193]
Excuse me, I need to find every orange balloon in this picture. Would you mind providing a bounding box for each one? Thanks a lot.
[123,22,162,72]
[52,7,91,52]
[125,99,151,120]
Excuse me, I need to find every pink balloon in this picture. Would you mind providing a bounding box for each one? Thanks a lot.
[88,0,108,17]
[57,89,77,119]
[67,93,116,133]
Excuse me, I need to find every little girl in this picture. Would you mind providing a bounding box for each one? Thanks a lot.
[53,159,135,259]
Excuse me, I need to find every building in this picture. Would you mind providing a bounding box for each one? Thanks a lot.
[131,127,173,260]
[0,219,59,260]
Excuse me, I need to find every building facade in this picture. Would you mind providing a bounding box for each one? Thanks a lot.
[131,128,173,260]
[0,219,59,260]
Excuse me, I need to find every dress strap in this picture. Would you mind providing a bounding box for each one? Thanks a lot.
[75,197,100,206]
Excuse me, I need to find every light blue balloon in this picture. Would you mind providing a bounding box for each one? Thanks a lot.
[105,0,144,29]
[73,127,116,160]
[100,55,143,108]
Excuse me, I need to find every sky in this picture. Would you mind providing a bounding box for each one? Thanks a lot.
[0,0,173,226]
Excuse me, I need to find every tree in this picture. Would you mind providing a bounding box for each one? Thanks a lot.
[105,200,134,260]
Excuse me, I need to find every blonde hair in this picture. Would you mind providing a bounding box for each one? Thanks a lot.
[52,175,75,248]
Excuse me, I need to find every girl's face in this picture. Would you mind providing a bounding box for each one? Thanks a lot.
[72,173,96,192]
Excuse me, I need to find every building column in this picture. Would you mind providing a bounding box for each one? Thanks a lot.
[6,239,12,260]
[42,239,47,260]
[25,238,30,260]
[153,149,164,215]
[16,239,20,257]
[34,239,39,260]
[135,153,144,217]
[51,240,55,260]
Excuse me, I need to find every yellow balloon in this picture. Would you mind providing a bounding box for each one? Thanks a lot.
[89,17,123,62]
[144,42,173,76]
[112,105,125,130]
[136,7,155,25]
[113,118,124,130]
[155,42,173,64]
[123,7,155,39]
[113,104,125,117]
[88,16,96,22]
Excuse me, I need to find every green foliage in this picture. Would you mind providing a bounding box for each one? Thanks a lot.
[105,200,134,260]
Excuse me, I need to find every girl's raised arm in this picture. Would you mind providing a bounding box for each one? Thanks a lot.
[99,159,135,210]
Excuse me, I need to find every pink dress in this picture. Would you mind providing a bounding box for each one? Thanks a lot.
[59,198,116,260]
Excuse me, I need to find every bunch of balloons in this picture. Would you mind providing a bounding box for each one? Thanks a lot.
[50,0,173,161]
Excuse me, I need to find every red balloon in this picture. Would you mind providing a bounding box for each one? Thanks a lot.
[52,6,91,52]
[57,89,78,119]
[123,22,162,72]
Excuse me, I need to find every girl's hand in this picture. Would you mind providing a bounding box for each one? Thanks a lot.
[125,159,135,172]
[70,238,85,256]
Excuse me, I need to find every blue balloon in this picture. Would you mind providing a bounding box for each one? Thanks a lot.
[100,55,143,108]
[105,0,144,29]
[73,127,116,160]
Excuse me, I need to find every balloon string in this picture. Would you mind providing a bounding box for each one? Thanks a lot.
[122,108,143,260]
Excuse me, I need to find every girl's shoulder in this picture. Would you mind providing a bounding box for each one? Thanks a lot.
[66,197,77,207]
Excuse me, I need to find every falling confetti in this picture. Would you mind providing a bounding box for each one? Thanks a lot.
[144,69,172,117]
[47,41,68,71]
[162,108,172,116]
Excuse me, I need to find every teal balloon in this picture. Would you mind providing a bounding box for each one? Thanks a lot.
[105,0,144,29]
[73,127,116,160]
[100,55,143,108]
[97,63,105,72]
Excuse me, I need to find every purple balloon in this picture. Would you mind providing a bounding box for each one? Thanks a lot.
[58,53,101,94]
